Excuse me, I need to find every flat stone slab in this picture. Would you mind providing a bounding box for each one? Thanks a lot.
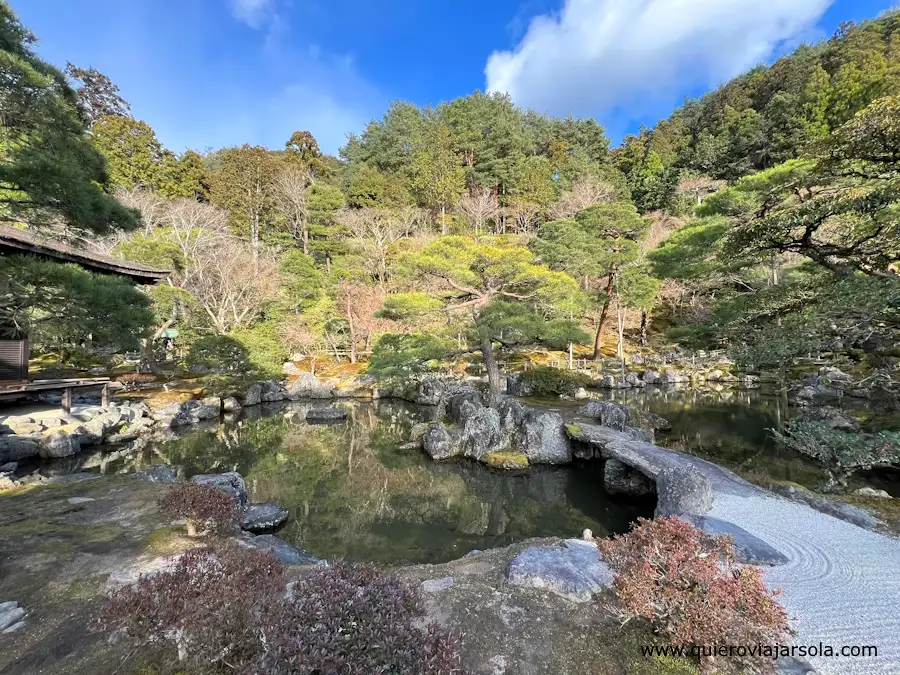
[67,497,96,505]
[681,515,789,566]
[241,503,289,533]
[506,539,613,603]
[234,534,326,567]
[305,407,348,423]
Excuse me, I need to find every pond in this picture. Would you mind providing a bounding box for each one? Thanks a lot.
[92,400,655,565]
[34,386,899,565]
[528,386,900,496]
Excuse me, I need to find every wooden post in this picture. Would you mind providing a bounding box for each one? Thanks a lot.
[61,387,72,414]
[101,383,110,407]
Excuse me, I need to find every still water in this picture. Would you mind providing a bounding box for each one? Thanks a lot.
[58,387,899,564]
[104,400,654,565]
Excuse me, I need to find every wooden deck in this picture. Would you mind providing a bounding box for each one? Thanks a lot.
[0,378,112,413]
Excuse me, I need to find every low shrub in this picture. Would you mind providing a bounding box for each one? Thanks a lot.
[94,546,466,674]
[94,544,286,669]
[597,517,792,675]
[250,562,466,674]
[157,483,241,536]
[519,366,594,396]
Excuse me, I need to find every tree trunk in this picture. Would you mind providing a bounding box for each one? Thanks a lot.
[592,275,615,360]
[302,227,309,255]
[346,296,357,364]
[640,310,648,346]
[481,335,502,405]
[441,205,447,235]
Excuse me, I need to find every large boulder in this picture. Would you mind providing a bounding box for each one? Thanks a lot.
[241,503,289,533]
[415,376,447,406]
[458,404,507,460]
[506,539,613,603]
[505,373,534,397]
[39,432,81,459]
[423,422,457,461]
[222,396,242,413]
[243,383,262,406]
[82,410,124,442]
[519,410,571,464]
[287,372,333,400]
[447,391,485,423]
[260,380,286,403]
[0,436,39,463]
[603,458,655,496]
[655,467,713,517]
[578,400,629,431]
[190,471,248,505]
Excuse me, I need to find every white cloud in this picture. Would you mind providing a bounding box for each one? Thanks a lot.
[485,0,835,117]
[230,0,277,29]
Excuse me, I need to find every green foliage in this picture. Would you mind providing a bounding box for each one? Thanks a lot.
[0,255,152,352]
[410,124,466,222]
[0,3,138,234]
[230,320,287,375]
[366,333,454,385]
[279,250,322,311]
[185,334,251,374]
[772,420,900,487]
[378,292,444,320]
[519,366,594,396]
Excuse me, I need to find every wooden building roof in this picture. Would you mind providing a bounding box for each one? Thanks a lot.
[0,226,169,284]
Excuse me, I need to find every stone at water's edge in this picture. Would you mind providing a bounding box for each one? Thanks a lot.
[655,467,713,517]
[519,410,572,464]
[680,514,789,566]
[39,431,81,459]
[423,422,456,460]
[305,407,348,423]
[241,503,289,532]
[506,539,613,603]
[243,383,262,406]
[190,471,248,505]
[234,534,327,567]
[222,396,242,412]
[137,465,179,484]
[0,435,39,463]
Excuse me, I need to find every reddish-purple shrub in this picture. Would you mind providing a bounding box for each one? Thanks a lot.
[94,548,466,674]
[157,483,240,536]
[248,562,466,674]
[94,544,286,668]
[597,517,793,675]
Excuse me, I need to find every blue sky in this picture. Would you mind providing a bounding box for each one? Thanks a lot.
[13,0,896,155]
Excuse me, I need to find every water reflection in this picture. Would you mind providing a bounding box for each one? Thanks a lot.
[97,400,653,565]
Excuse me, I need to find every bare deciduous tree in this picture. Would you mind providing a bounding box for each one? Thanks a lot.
[458,188,500,236]
[338,208,408,297]
[274,166,313,253]
[548,178,617,220]
[189,238,281,333]
[504,199,540,235]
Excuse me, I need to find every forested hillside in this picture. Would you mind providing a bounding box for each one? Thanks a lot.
[3,1,899,400]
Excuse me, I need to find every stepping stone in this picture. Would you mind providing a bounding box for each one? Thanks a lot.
[67,497,96,505]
